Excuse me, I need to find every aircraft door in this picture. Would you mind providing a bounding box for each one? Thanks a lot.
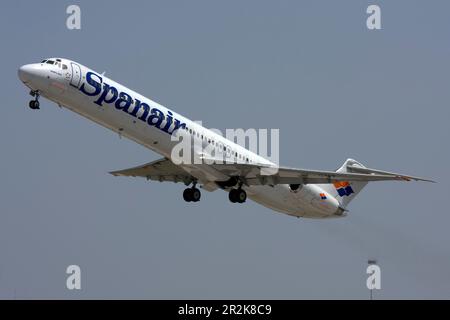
[70,62,82,88]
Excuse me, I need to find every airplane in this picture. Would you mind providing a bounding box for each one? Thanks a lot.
[18,58,434,219]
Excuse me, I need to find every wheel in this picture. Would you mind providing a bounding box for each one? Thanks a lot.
[183,188,201,202]
[236,189,247,203]
[229,189,238,203]
[183,188,193,202]
[229,189,246,203]
[191,188,201,202]
[29,100,40,109]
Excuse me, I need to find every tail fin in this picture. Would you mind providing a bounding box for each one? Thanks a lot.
[319,159,368,208]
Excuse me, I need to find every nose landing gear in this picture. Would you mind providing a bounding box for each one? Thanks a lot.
[28,90,40,110]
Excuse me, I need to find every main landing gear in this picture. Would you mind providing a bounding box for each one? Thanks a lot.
[228,187,247,203]
[183,182,201,202]
[28,90,40,110]
[182,180,247,204]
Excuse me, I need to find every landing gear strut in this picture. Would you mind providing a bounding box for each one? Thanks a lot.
[229,187,247,203]
[183,182,201,202]
[28,90,40,110]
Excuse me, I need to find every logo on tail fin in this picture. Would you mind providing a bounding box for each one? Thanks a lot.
[333,181,354,197]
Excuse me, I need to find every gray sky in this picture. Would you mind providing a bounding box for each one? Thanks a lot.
[0,0,449,299]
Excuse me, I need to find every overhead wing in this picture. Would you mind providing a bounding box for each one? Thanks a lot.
[110,158,194,185]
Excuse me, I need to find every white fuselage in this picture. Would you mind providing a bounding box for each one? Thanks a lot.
[18,58,343,219]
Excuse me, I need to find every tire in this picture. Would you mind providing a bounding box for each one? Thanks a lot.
[191,188,201,202]
[29,100,40,109]
[237,189,247,203]
[183,188,193,202]
[228,189,238,203]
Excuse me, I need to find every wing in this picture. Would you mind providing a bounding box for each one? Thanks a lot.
[208,162,435,186]
[111,157,434,187]
[110,158,194,185]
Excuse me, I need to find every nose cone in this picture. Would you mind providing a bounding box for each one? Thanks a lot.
[18,64,43,83]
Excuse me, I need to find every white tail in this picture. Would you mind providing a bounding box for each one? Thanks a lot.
[319,159,369,208]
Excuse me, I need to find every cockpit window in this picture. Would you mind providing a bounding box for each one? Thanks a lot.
[56,59,61,62]
[46,60,55,65]
[62,64,68,70]
[41,60,47,63]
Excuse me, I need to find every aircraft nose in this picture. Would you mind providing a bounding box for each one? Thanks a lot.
[18,64,41,83]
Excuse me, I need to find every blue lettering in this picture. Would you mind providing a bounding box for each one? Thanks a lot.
[147,108,165,128]
[115,92,132,111]
[161,111,173,133]
[127,98,141,117]
[78,71,187,136]
[136,102,150,121]
[94,83,118,106]
[171,119,186,134]
[80,72,102,96]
